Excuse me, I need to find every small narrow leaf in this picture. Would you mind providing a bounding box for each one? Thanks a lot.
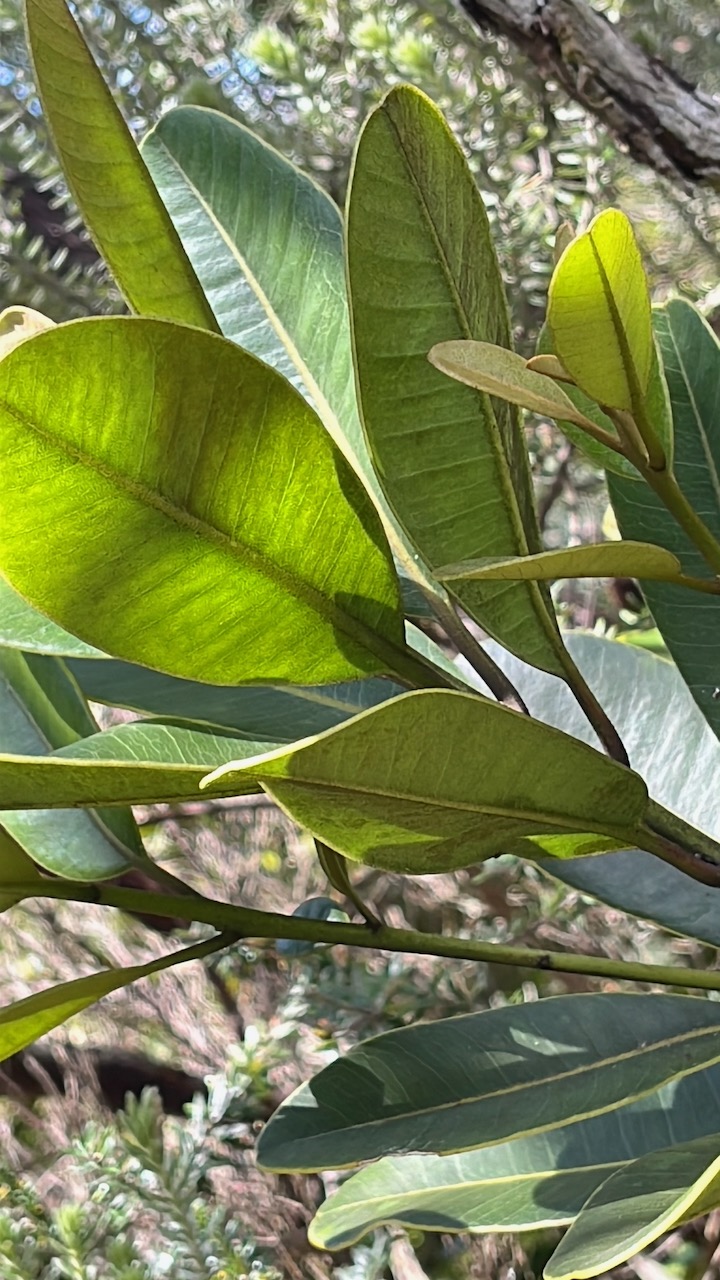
[0,933,226,1063]
[26,0,217,329]
[435,543,685,585]
[428,341,598,430]
[256,994,720,1172]
[548,209,653,412]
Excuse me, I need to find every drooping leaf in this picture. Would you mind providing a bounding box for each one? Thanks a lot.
[548,209,653,412]
[546,1134,720,1280]
[608,300,720,744]
[26,0,216,329]
[435,543,684,585]
[308,1063,720,1248]
[346,86,571,678]
[0,933,226,1064]
[0,722,279,808]
[0,646,144,880]
[0,317,405,686]
[427,341,603,432]
[202,689,649,874]
[256,993,720,1172]
[467,634,720,946]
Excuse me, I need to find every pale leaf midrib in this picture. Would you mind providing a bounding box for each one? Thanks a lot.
[269,1020,720,1156]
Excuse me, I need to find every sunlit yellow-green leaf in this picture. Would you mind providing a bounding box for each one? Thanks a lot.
[26,0,216,329]
[548,209,653,412]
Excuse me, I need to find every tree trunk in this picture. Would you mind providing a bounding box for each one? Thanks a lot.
[455,0,720,188]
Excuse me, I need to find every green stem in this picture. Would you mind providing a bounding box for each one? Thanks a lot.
[557,648,629,766]
[429,589,529,714]
[642,467,720,577]
[12,880,720,993]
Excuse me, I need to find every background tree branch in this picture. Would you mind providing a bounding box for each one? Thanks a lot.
[455,0,720,188]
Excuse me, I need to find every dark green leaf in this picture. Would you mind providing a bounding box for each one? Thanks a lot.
[257,994,720,1171]
[608,300,720,742]
[309,1064,720,1248]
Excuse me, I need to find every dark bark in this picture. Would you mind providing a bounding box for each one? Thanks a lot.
[455,0,720,188]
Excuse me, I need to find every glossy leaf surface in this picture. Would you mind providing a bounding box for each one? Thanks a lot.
[257,994,720,1171]
[309,1064,720,1248]
[0,317,403,685]
[203,690,648,874]
[0,826,42,910]
[26,0,216,328]
[470,634,720,945]
[141,107,366,480]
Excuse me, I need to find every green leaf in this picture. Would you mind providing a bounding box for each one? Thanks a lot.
[607,300,720,743]
[534,319,672,479]
[140,107,366,484]
[435,543,684,585]
[0,579,104,657]
[428,341,604,432]
[548,209,653,412]
[256,993,720,1172]
[0,933,226,1064]
[0,646,144,880]
[0,317,404,685]
[25,0,216,329]
[546,1134,720,1280]
[65,658,401,741]
[469,634,720,946]
[203,689,648,874]
[346,86,571,678]
[0,825,42,910]
[308,1065,720,1248]
[0,722,278,808]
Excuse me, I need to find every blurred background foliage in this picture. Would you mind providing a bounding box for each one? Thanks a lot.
[1,1,720,1276]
